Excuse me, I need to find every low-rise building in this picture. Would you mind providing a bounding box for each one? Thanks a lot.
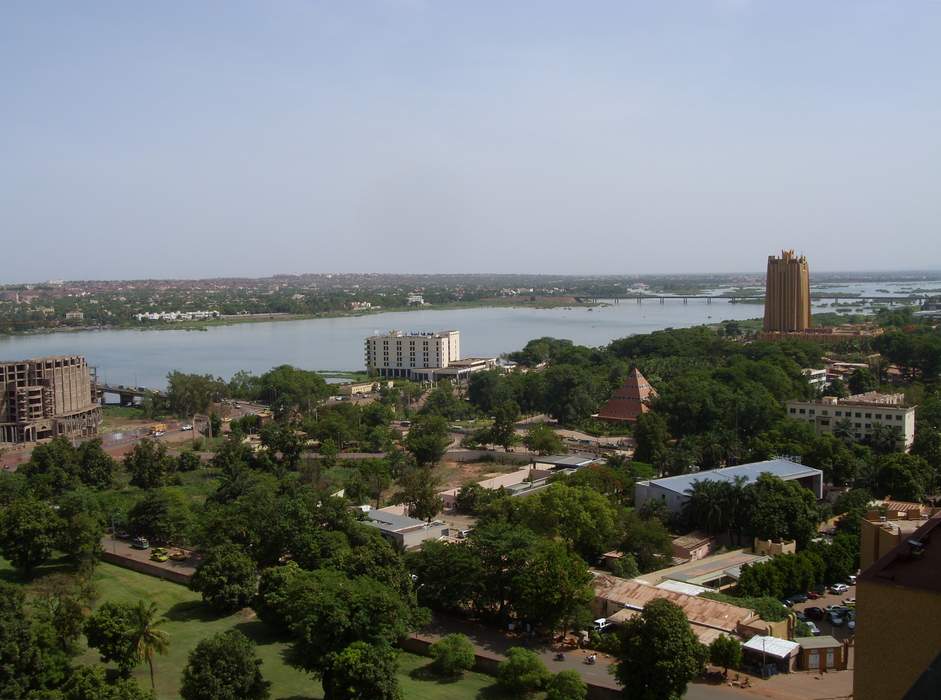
[794,635,847,672]
[596,368,657,423]
[363,510,448,549]
[637,548,772,592]
[634,459,823,516]
[592,575,772,645]
[336,380,393,396]
[801,367,828,391]
[410,357,497,383]
[671,532,717,562]
[785,392,916,451]
[854,514,941,700]
[742,635,800,674]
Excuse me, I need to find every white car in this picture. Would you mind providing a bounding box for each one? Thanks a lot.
[830,583,850,594]
[181,424,193,431]
[805,621,821,636]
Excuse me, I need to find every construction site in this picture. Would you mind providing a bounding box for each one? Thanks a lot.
[0,354,101,444]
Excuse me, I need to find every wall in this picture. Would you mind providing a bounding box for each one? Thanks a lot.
[854,579,941,700]
[101,551,193,585]
[753,538,796,556]
[400,636,623,700]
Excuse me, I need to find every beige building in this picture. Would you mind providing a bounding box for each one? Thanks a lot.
[859,503,936,571]
[785,392,916,450]
[763,250,811,333]
[854,514,941,700]
[364,330,460,379]
[0,355,101,444]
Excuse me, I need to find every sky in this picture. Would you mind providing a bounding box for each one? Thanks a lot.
[2,1,940,282]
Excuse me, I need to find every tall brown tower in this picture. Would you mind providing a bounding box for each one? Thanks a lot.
[763,250,811,332]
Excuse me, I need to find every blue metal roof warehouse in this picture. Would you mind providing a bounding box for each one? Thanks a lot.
[634,459,823,515]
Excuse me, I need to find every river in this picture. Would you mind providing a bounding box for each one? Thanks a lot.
[0,279,937,388]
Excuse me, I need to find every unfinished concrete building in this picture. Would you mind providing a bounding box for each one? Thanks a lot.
[0,355,101,444]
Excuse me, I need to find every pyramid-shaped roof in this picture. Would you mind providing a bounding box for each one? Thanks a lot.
[597,367,657,422]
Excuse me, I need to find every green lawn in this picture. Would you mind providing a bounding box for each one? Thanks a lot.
[2,559,520,700]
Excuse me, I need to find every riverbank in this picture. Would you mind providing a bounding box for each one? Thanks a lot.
[0,297,602,337]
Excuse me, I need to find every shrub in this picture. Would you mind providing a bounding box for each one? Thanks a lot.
[497,647,550,695]
[428,633,475,677]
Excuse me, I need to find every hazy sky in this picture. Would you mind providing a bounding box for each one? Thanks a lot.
[2,1,940,282]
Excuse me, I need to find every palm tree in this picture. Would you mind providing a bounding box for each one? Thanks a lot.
[130,600,170,690]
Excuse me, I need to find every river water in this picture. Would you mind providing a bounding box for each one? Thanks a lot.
[0,280,937,387]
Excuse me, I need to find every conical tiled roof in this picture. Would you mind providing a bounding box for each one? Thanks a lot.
[597,367,657,422]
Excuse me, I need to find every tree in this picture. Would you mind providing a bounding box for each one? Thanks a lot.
[709,635,742,677]
[61,666,155,700]
[177,451,202,473]
[827,377,849,398]
[181,630,270,700]
[84,602,139,677]
[407,540,483,613]
[747,474,820,547]
[872,453,933,502]
[0,582,44,699]
[404,415,450,467]
[125,439,175,489]
[489,400,521,450]
[518,483,621,561]
[511,539,593,635]
[523,424,564,455]
[0,497,61,576]
[259,365,328,417]
[323,642,401,700]
[127,489,192,545]
[633,412,670,469]
[868,423,902,455]
[613,598,705,700]
[497,647,550,696]
[620,510,673,573]
[57,489,105,570]
[270,568,419,685]
[77,438,118,489]
[545,670,587,700]
[848,368,877,395]
[190,546,258,613]
[428,633,475,677]
[395,467,442,522]
[166,371,226,417]
[130,600,170,690]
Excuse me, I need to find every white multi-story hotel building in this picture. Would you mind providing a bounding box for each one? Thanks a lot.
[785,392,916,451]
[365,330,460,379]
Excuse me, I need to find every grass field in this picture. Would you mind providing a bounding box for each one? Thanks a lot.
[1,559,521,700]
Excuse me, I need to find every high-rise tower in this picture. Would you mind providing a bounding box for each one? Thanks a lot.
[763,250,811,332]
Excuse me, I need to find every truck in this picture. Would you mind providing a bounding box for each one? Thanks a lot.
[149,423,167,436]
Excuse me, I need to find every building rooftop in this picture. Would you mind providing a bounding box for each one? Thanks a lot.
[860,513,941,594]
[672,531,715,551]
[743,635,800,659]
[655,580,710,597]
[364,510,440,533]
[369,329,457,339]
[639,548,770,586]
[640,459,821,497]
[794,635,841,650]
[534,454,597,468]
[593,575,757,634]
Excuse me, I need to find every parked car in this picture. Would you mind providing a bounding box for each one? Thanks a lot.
[150,547,169,562]
[169,549,188,561]
[786,593,809,605]
[807,591,821,600]
[848,619,856,632]
[115,529,130,540]
[804,607,825,621]
[181,424,193,431]
[805,621,821,636]
[847,574,857,585]
[829,612,845,626]
[131,537,150,550]
[843,597,856,606]
[830,583,850,594]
